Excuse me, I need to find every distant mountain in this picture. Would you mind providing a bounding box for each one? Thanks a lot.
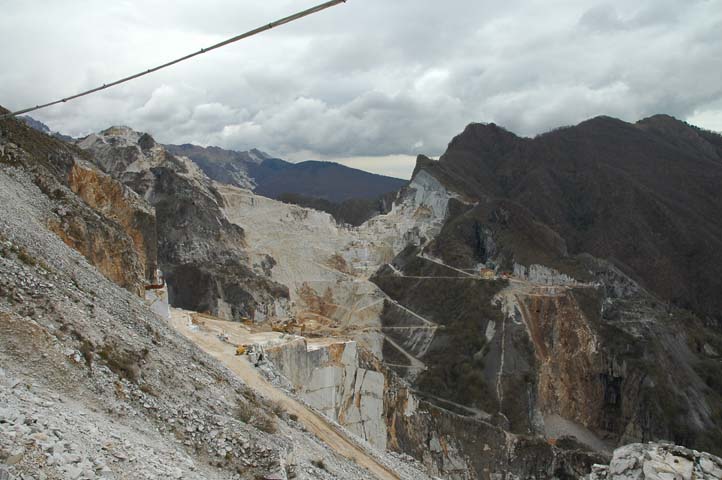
[19,116,51,134]
[166,144,407,224]
[164,144,267,190]
[251,160,407,203]
[19,116,74,142]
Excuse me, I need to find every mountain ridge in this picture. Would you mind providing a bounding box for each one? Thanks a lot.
[415,114,722,325]
[4,103,722,477]
[165,142,407,203]
[17,118,408,224]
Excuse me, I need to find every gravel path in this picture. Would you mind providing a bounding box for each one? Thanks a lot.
[169,312,404,480]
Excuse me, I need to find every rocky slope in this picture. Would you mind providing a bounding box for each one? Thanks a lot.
[212,114,722,473]
[215,163,609,478]
[0,110,433,480]
[0,111,156,296]
[5,107,722,479]
[384,116,722,456]
[78,127,289,322]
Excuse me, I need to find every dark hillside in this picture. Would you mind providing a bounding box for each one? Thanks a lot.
[252,160,406,203]
[167,143,407,223]
[421,116,722,324]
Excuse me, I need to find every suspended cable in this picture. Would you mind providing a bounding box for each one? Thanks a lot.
[0,0,346,120]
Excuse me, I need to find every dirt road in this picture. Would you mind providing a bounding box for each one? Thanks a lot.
[169,312,402,480]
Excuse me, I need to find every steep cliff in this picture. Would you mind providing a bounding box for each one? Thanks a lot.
[0,147,435,480]
[0,108,155,295]
[78,127,289,321]
[389,116,722,457]
[262,338,387,449]
[66,161,157,283]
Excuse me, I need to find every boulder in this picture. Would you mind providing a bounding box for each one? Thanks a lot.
[588,443,722,480]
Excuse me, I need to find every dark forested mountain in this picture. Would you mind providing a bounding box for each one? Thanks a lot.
[370,114,722,459]
[251,160,407,203]
[166,143,407,224]
[420,115,722,325]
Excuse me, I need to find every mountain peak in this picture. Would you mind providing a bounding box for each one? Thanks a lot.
[248,148,271,163]
[19,116,51,134]
[98,126,147,143]
[411,154,437,178]
[444,122,523,158]
[636,114,722,160]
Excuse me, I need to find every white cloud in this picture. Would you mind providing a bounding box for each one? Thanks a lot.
[1,0,721,179]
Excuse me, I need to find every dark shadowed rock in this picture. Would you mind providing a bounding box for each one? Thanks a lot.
[422,116,722,326]
[0,110,155,295]
[79,128,289,321]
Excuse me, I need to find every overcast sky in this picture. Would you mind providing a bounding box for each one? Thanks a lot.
[2,0,721,178]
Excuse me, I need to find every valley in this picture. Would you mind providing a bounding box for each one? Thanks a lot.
[2,108,722,479]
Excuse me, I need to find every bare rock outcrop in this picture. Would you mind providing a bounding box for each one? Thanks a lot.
[0,109,156,296]
[0,120,429,480]
[66,161,157,284]
[78,127,289,321]
[263,338,387,449]
[587,443,722,480]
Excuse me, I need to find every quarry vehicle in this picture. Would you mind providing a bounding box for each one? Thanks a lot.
[235,345,248,356]
[479,268,496,280]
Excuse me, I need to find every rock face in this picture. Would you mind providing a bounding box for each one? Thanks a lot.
[217,165,459,339]
[587,443,722,479]
[0,110,433,480]
[67,161,157,283]
[380,355,609,480]
[387,116,722,457]
[263,338,387,449]
[78,127,289,321]
[0,110,155,296]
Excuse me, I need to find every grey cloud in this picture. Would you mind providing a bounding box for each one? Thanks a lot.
[1,0,721,178]
[579,4,627,32]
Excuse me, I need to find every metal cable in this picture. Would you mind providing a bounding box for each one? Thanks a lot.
[0,0,346,120]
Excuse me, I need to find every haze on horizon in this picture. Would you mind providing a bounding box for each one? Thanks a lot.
[2,0,721,179]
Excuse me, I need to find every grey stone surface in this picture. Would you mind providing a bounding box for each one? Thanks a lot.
[0,133,431,480]
[588,443,722,480]
[263,339,388,449]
